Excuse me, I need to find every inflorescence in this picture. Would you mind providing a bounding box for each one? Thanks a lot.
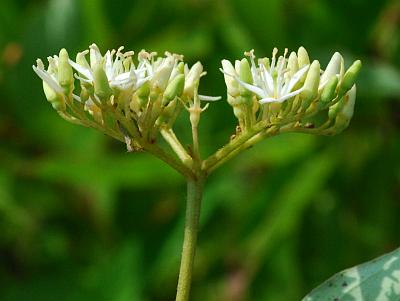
[33,44,361,175]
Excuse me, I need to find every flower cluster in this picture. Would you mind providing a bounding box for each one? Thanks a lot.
[221,47,361,135]
[33,44,219,150]
[33,45,361,166]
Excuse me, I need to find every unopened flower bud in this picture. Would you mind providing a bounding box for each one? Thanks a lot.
[221,60,239,97]
[170,62,184,80]
[152,56,175,91]
[321,52,343,84]
[163,74,185,105]
[135,81,150,107]
[93,62,112,100]
[331,85,356,133]
[156,99,178,125]
[43,81,65,111]
[288,52,299,76]
[298,46,310,68]
[80,87,90,102]
[319,75,339,108]
[123,57,133,72]
[58,48,74,93]
[259,57,270,69]
[184,61,203,98]
[239,58,253,97]
[338,60,362,96]
[300,60,320,108]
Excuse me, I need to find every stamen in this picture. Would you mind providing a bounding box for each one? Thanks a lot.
[116,46,124,57]
[244,49,255,59]
[36,59,44,69]
[271,47,278,69]
[123,51,134,58]
[80,50,89,56]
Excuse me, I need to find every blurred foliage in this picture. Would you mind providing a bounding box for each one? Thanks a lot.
[1,0,400,300]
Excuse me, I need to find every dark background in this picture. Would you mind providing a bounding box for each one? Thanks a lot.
[0,0,400,300]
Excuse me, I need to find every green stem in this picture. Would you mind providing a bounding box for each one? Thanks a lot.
[176,177,205,301]
[160,128,193,168]
[207,126,280,173]
[145,143,194,179]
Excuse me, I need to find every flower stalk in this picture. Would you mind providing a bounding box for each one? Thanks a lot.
[176,176,205,301]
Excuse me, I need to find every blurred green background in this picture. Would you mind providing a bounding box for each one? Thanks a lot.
[1,0,400,300]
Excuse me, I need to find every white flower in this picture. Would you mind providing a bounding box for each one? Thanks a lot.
[69,44,150,91]
[146,51,178,91]
[183,62,221,102]
[32,57,64,94]
[221,48,310,104]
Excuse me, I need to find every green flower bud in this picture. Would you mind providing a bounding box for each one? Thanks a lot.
[76,51,90,70]
[239,58,253,97]
[239,58,252,82]
[227,94,236,106]
[288,52,299,76]
[298,46,310,68]
[319,75,339,109]
[321,52,343,84]
[163,74,185,105]
[152,56,174,91]
[177,62,184,73]
[43,81,65,111]
[328,99,341,120]
[93,62,112,100]
[300,60,320,108]
[80,87,90,102]
[259,57,270,69]
[123,57,133,72]
[332,85,356,133]
[233,105,246,121]
[136,81,150,107]
[156,99,178,125]
[221,60,239,97]
[184,61,203,98]
[58,48,74,92]
[270,102,282,115]
[338,60,362,96]
[340,85,356,120]
[170,62,184,80]
[137,81,150,98]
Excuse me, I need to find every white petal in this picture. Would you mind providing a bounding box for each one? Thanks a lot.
[277,87,304,102]
[198,95,221,101]
[33,66,63,93]
[260,64,274,94]
[74,74,92,83]
[220,68,265,98]
[221,59,235,74]
[105,50,114,79]
[136,75,152,88]
[259,97,277,104]
[114,71,131,82]
[110,78,132,86]
[259,87,304,104]
[69,59,93,80]
[235,77,266,98]
[281,65,309,95]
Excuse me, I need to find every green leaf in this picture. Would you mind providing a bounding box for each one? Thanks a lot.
[303,247,400,301]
